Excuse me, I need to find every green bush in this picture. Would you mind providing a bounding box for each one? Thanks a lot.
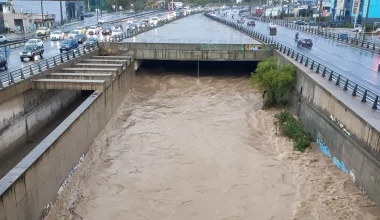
[275,111,312,152]
[250,57,296,108]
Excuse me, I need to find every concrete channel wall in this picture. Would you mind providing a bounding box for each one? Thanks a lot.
[102,42,274,61]
[0,57,135,220]
[274,50,380,207]
[0,50,98,163]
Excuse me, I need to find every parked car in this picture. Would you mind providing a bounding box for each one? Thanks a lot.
[86,26,99,35]
[84,37,99,47]
[74,34,87,44]
[0,35,7,43]
[25,39,44,48]
[127,24,138,31]
[68,30,80,38]
[59,39,79,53]
[0,56,8,69]
[20,44,43,61]
[297,38,313,48]
[102,25,112,35]
[247,21,255,26]
[50,30,65,41]
[36,27,50,36]
[74,27,86,34]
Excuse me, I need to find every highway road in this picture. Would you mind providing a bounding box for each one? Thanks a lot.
[0,10,162,79]
[219,11,380,94]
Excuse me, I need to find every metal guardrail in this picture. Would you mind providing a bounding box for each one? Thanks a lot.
[0,10,161,50]
[0,12,200,89]
[0,44,99,89]
[205,13,380,110]
[99,12,201,43]
[253,17,380,54]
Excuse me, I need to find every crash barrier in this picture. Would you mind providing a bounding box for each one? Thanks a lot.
[0,10,161,51]
[0,44,99,89]
[254,17,380,54]
[205,13,380,111]
[100,12,201,43]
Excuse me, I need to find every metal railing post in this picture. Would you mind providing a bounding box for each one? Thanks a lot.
[316,64,320,73]
[46,59,50,69]
[38,61,42,72]
[373,96,379,109]
[362,90,367,102]
[335,75,340,85]
[0,77,3,89]
[328,71,333,81]
[352,85,357,96]
[30,66,34,75]
[20,69,25,79]
[9,73,15,84]
[343,79,349,90]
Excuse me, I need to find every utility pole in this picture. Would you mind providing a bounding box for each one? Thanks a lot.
[318,0,322,29]
[363,0,371,40]
[40,0,44,27]
[60,0,63,25]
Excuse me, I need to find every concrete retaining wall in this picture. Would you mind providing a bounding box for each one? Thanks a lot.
[274,50,380,207]
[0,59,134,220]
[102,42,273,61]
[0,89,81,159]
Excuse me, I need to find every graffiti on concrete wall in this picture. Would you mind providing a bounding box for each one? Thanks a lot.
[200,44,244,51]
[244,44,271,51]
[317,138,352,176]
[330,114,351,136]
[317,138,331,157]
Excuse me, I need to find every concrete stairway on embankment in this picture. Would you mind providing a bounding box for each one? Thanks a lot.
[32,56,132,91]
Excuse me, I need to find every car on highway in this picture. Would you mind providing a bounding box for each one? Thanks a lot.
[20,44,43,61]
[50,30,65,41]
[102,24,112,35]
[268,22,277,28]
[59,38,79,53]
[138,21,147,29]
[25,39,44,48]
[0,56,8,69]
[74,34,87,44]
[294,20,306,25]
[237,18,245,24]
[247,21,255,26]
[297,38,313,48]
[112,24,123,31]
[149,17,159,26]
[0,35,7,43]
[127,23,138,31]
[68,30,80,38]
[111,29,123,37]
[74,27,86,34]
[83,37,99,48]
[86,26,99,35]
[36,27,50,36]
[98,17,106,24]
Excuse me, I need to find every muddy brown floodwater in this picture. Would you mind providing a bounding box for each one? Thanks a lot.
[46,67,380,220]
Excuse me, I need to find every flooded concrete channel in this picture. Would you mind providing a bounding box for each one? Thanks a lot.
[42,61,380,220]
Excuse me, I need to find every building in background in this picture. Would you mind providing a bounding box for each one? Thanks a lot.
[348,0,380,24]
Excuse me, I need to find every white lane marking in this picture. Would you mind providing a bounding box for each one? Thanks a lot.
[362,78,377,85]
[337,66,349,71]
[318,56,326,61]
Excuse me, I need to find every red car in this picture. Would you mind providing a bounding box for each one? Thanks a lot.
[247,21,256,26]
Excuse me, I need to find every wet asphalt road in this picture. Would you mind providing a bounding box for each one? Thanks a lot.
[221,11,380,94]
[0,10,161,77]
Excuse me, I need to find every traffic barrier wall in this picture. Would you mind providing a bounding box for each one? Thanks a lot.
[274,50,380,208]
[0,58,135,220]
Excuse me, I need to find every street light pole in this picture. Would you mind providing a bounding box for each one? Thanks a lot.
[41,0,44,27]
[363,0,371,40]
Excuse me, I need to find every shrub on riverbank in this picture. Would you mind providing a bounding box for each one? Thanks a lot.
[250,57,295,109]
[275,111,312,152]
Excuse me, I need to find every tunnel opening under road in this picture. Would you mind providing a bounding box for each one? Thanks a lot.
[139,60,259,77]
[0,90,93,180]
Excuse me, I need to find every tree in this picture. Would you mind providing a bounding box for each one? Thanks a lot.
[250,57,295,108]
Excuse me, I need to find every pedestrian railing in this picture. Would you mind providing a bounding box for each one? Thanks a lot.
[0,44,99,89]
[253,17,380,54]
[204,13,380,110]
